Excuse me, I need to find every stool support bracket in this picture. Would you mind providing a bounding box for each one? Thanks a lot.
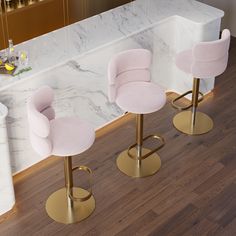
[127,134,165,160]
[171,90,204,111]
[69,165,93,202]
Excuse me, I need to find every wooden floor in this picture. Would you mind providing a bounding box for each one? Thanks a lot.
[1,37,236,236]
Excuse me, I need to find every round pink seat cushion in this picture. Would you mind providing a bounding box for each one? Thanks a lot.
[116,81,166,114]
[49,117,95,156]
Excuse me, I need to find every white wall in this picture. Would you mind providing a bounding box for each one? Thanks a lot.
[198,0,236,37]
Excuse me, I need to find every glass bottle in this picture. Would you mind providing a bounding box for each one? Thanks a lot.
[8,39,16,64]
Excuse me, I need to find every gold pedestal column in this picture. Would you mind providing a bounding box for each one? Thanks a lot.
[46,156,95,224]
[173,78,213,135]
[116,114,162,178]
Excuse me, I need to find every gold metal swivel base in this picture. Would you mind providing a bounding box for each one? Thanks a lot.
[116,148,161,178]
[46,187,95,224]
[173,111,213,135]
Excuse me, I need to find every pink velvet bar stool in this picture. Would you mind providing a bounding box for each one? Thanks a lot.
[108,49,166,178]
[27,86,95,224]
[172,29,231,135]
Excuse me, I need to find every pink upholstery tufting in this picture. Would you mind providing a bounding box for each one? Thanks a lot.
[108,49,166,114]
[108,49,152,103]
[175,29,231,78]
[29,130,52,157]
[27,86,95,157]
[27,86,54,138]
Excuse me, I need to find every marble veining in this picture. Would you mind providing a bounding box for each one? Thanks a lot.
[0,103,15,215]
[0,0,223,90]
[0,0,223,176]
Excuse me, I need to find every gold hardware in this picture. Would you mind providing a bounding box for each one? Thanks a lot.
[173,78,213,135]
[28,0,34,5]
[136,113,143,166]
[171,90,204,111]
[45,156,95,224]
[127,134,165,160]
[70,165,92,202]
[116,114,164,178]
[117,148,162,178]
[64,156,73,208]
[17,0,24,9]
[173,110,213,135]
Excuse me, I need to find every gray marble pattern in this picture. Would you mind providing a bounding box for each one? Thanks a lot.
[0,103,15,215]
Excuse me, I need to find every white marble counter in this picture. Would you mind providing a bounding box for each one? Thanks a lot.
[0,103,15,215]
[0,0,223,90]
[0,0,223,176]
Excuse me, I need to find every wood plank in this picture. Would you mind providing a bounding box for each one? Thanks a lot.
[115,210,158,236]
[183,218,220,236]
[148,204,199,236]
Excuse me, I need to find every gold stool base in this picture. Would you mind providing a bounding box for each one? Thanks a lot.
[116,148,161,178]
[173,111,213,135]
[45,187,95,224]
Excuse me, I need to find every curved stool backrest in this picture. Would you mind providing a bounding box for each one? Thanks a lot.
[27,86,55,157]
[192,29,231,78]
[108,49,152,102]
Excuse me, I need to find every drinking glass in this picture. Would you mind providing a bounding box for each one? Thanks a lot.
[18,50,29,66]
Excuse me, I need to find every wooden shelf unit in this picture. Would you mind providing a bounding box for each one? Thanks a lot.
[0,0,133,50]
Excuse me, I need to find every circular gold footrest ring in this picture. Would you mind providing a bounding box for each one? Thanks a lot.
[70,165,92,202]
[171,90,204,111]
[127,134,165,160]
[116,148,161,178]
